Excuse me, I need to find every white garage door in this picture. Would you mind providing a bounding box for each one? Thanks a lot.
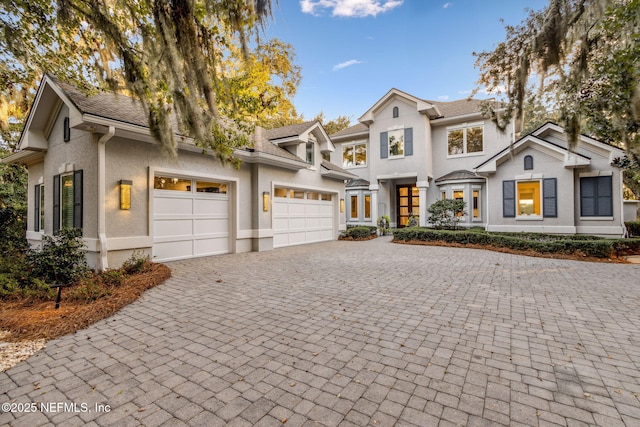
[273,187,335,248]
[153,176,230,262]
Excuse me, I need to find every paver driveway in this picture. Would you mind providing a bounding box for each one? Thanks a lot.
[2,237,640,426]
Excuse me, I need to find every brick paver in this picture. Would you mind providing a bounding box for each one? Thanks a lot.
[2,236,640,426]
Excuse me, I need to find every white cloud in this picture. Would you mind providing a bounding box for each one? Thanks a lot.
[300,0,403,17]
[333,59,363,71]
[442,2,453,8]
[437,95,450,101]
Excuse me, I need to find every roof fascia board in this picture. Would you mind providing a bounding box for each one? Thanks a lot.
[358,88,427,124]
[234,150,308,170]
[430,111,485,126]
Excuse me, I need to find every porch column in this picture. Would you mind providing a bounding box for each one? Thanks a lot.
[370,184,379,227]
[417,180,429,227]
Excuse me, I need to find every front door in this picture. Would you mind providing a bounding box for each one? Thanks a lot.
[397,185,419,227]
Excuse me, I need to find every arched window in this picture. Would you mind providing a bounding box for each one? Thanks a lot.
[392,106,399,118]
[524,155,533,170]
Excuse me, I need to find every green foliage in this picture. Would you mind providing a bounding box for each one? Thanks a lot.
[626,221,640,238]
[27,228,89,286]
[407,215,419,227]
[68,277,111,301]
[427,199,466,230]
[342,226,377,240]
[0,275,55,300]
[0,206,28,255]
[377,215,391,236]
[394,228,640,259]
[121,251,152,275]
[100,269,128,287]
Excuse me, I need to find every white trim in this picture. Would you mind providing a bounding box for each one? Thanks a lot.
[107,236,153,250]
[376,172,418,180]
[446,124,484,159]
[579,170,613,178]
[579,217,614,221]
[576,225,625,237]
[341,142,368,169]
[487,225,577,234]
[237,229,274,239]
[445,121,484,130]
[514,173,543,180]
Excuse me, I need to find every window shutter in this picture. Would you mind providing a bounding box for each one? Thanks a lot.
[404,128,413,156]
[34,185,41,232]
[543,178,557,217]
[503,180,515,217]
[597,175,612,216]
[53,174,60,233]
[73,170,83,229]
[580,177,596,216]
[380,132,388,159]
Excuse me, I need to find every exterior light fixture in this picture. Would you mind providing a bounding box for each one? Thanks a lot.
[120,180,132,210]
[340,198,345,213]
[263,191,270,212]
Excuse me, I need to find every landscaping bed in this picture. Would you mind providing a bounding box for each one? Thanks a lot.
[393,227,640,261]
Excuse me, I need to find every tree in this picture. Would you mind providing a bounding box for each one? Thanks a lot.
[1,0,278,164]
[474,0,640,161]
[427,199,467,230]
[313,112,352,135]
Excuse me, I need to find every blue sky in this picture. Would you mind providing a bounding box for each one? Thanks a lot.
[264,0,548,124]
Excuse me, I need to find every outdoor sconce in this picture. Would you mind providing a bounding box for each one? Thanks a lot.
[340,198,345,213]
[263,191,270,212]
[120,180,132,210]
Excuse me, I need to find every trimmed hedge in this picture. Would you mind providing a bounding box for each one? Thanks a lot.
[626,221,640,238]
[342,226,377,239]
[393,227,640,259]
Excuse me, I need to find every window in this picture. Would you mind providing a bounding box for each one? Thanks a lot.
[196,181,227,194]
[306,192,319,200]
[580,175,612,217]
[154,176,191,191]
[34,184,45,232]
[306,141,314,165]
[388,129,404,157]
[441,191,447,200]
[472,189,480,219]
[292,190,304,199]
[392,106,399,118]
[364,194,371,219]
[453,190,464,216]
[350,195,358,219]
[524,155,534,170]
[274,187,288,198]
[447,125,483,156]
[342,143,367,167]
[320,193,332,201]
[517,181,541,216]
[380,128,413,159]
[53,170,82,231]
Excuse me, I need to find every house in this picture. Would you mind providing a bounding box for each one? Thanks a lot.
[330,88,627,237]
[2,75,354,270]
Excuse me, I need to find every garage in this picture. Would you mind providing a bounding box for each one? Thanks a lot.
[152,175,230,262]
[272,186,336,248]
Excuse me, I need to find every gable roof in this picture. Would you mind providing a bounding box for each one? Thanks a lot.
[265,121,319,140]
[434,169,482,183]
[330,123,369,140]
[358,88,442,124]
[321,159,357,180]
[426,98,489,120]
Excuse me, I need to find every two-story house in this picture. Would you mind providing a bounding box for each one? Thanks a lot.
[330,88,627,237]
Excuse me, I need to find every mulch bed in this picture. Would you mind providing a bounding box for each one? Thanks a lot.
[395,239,633,263]
[0,263,171,342]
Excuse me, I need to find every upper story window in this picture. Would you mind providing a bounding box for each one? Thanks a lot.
[392,106,399,118]
[524,155,534,170]
[342,143,367,167]
[388,129,404,157]
[306,141,314,165]
[447,124,483,156]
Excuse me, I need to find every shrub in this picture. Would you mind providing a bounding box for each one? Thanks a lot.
[378,215,391,235]
[626,221,640,238]
[393,228,640,259]
[68,277,111,301]
[27,228,89,286]
[427,199,466,229]
[407,215,419,227]
[122,251,152,275]
[100,269,128,286]
[343,226,376,239]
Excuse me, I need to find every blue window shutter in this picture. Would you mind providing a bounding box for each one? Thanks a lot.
[580,177,596,216]
[543,178,557,217]
[73,170,83,229]
[380,132,388,159]
[597,175,612,216]
[53,174,60,232]
[404,128,413,156]
[34,185,41,232]
[503,180,515,218]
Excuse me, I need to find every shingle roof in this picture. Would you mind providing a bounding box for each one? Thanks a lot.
[425,98,491,118]
[247,136,306,163]
[434,169,480,183]
[264,121,318,140]
[346,178,371,188]
[330,123,368,138]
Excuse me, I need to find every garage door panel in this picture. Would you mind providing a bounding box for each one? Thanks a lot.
[155,197,193,215]
[194,236,230,256]
[288,203,306,216]
[153,240,193,262]
[273,191,336,248]
[194,218,229,234]
[154,219,193,237]
[193,198,228,214]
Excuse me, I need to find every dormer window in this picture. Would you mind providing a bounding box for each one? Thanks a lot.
[306,141,314,165]
[392,106,399,118]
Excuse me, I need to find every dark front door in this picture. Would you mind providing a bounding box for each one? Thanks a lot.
[397,185,419,227]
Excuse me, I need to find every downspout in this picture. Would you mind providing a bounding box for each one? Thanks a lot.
[98,126,116,271]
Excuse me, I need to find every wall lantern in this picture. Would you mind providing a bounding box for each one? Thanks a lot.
[263,191,270,212]
[120,180,132,210]
[340,198,345,213]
